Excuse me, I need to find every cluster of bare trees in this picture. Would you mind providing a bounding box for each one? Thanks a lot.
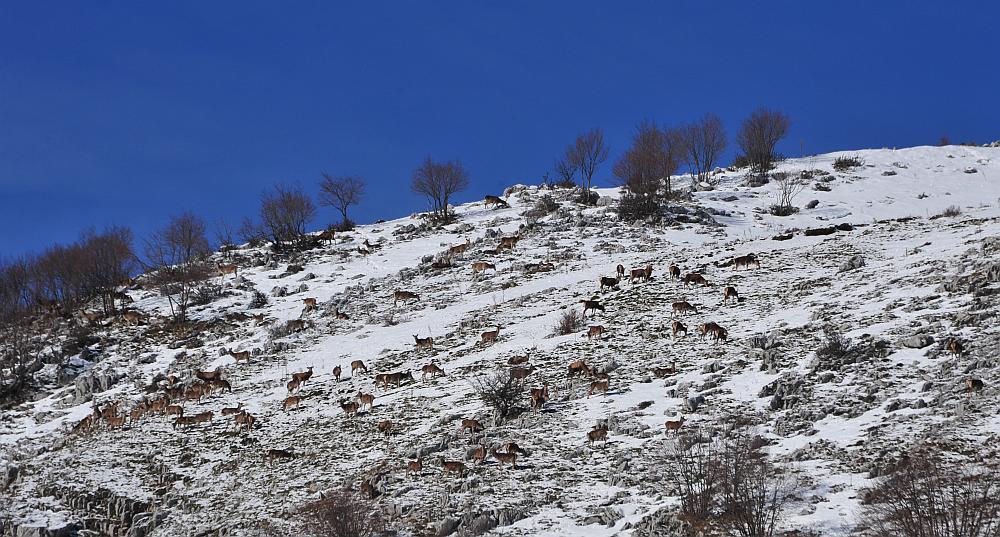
[681,113,728,186]
[141,212,214,321]
[410,157,470,223]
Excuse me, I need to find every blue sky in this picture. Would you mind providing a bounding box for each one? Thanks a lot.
[1,1,997,257]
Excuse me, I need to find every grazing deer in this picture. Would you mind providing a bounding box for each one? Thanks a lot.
[286,319,307,333]
[587,426,608,446]
[668,264,681,279]
[302,297,318,312]
[209,379,232,394]
[600,276,620,292]
[407,457,423,477]
[79,309,102,325]
[357,392,375,412]
[462,418,485,434]
[196,368,223,382]
[723,286,739,305]
[330,365,342,383]
[234,411,256,432]
[393,290,419,306]
[192,411,214,424]
[587,325,605,341]
[149,398,168,414]
[291,366,314,386]
[504,442,528,456]
[449,238,471,257]
[665,416,685,432]
[440,458,467,477]
[616,264,625,279]
[377,371,414,390]
[264,449,295,464]
[568,359,592,377]
[967,378,985,394]
[165,405,184,417]
[491,448,517,470]
[484,195,510,209]
[341,400,359,417]
[510,365,535,380]
[672,321,687,338]
[377,420,393,438]
[480,326,502,345]
[221,403,243,416]
[351,360,368,375]
[185,384,206,402]
[651,362,678,378]
[948,339,964,357]
[72,415,94,435]
[282,395,303,411]
[587,380,610,398]
[733,254,760,270]
[683,272,709,286]
[317,228,336,245]
[530,383,549,412]
[228,349,251,364]
[413,334,434,349]
[286,379,301,393]
[216,262,238,280]
[334,309,350,320]
[525,261,555,273]
[173,416,198,429]
[106,414,126,430]
[469,443,488,465]
[471,262,497,276]
[698,322,722,340]
[508,353,530,365]
[672,301,698,316]
[580,300,605,317]
[421,363,445,381]
[629,267,647,283]
[121,310,144,326]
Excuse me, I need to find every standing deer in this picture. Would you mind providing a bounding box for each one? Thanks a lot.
[587,325,605,341]
[480,326,502,345]
[471,262,496,276]
[580,300,605,317]
[672,301,697,316]
[407,457,423,477]
[413,335,434,349]
[668,264,681,279]
[393,290,419,306]
[723,286,739,305]
[227,349,251,364]
[672,321,687,338]
[356,392,375,412]
[291,366,314,386]
[491,448,518,470]
[332,365,342,382]
[587,427,608,446]
[733,254,760,270]
[216,262,238,280]
[421,363,445,381]
[351,360,368,376]
[282,395,304,411]
[616,264,625,279]
[462,418,485,434]
[665,416,685,433]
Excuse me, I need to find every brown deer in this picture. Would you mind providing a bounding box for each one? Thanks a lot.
[587,426,608,446]
[302,297,318,312]
[462,418,485,434]
[491,448,518,470]
[568,359,592,377]
[413,334,434,349]
[340,400,359,417]
[148,398,168,414]
[282,395,303,411]
[129,404,146,424]
[234,411,256,432]
[121,310,144,326]
[508,353,530,365]
[393,290,419,306]
[599,276,620,292]
[480,326,502,345]
[407,458,423,477]
[286,319,307,333]
[421,363,445,381]
[587,325,605,341]
[510,365,535,380]
[644,264,653,281]
[196,368,223,382]
[291,366,314,386]
[484,195,509,209]
[252,313,268,326]
[227,349,251,364]
[332,365,342,382]
[616,264,625,279]
[672,301,698,316]
[106,414,126,430]
[264,449,295,464]
[723,286,739,305]
[286,378,301,393]
[672,321,687,338]
[683,272,709,286]
[357,392,375,412]
[165,405,184,417]
[497,235,520,251]
[216,262,238,280]
[318,228,336,245]
[469,443,488,465]
[79,309,102,325]
[191,411,214,424]
[221,403,243,416]
[733,254,760,270]
[173,416,198,429]
[967,378,985,394]
[504,442,527,456]
[530,383,549,412]
[471,262,497,275]
[351,360,368,375]
[587,380,610,398]
[449,238,471,257]
[377,419,393,438]
[668,264,681,279]
[209,379,232,394]
[629,267,647,283]
[651,362,678,378]
[72,415,94,435]
[665,416,685,432]
[948,339,964,357]
[440,458,467,477]
[580,300,605,317]
[377,371,414,390]
[334,309,350,320]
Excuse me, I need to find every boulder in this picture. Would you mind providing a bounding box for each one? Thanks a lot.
[900,334,934,349]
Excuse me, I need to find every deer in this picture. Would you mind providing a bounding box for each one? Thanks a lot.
[377,419,393,438]
[165,405,184,417]
[393,290,419,306]
[196,368,223,382]
[510,365,535,380]
[683,272,709,286]
[377,371,414,390]
[216,262,238,280]
[948,339,964,357]
[334,309,350,320]
[665,416,685,433]
[251,313,268,326]
[413,334,434,349]
[644,264,653,281]
[723,286,740,305]
[357,392,375,412]
[698,322,722,340]
[291,366,314,386]
[530,383,549,413]
[469,443,488,465]
[672,301,698,316]
[497,235,520,251]
[129,404,146,424]
[227,349,251,364]
[106,414,126,430]
[340,400,359,417]
[173,416,198,429]
[616,264,625,279]
[148,398,168,414]
[967,378,985,394]
[587,325,605,341]
[471,262,497,276]
[484,195,510,209]
[184,383,206,402]
[221,403,243,416]
[421,363,445,381]
[79,309,102,325]
[449,238,471,257]
[282,395,304,411]
[587,426,608,446]
[407,457,423,477]
[264,449,295,464]
[508,353,530,365]
[629,267,647,283]
[191,411,214,424]
[492,448,518,470]
[302,297,318,312]
[351,360,368,375]
[440,458,467,477]
[234,411,256,432]
[733,254,760,270]
[651,362,678,378]
[285,319,307,333]
[286,378,301,393]
[462,418,485,434]
[672,321,687,338]
[121,310,144,326]
[480,326,502,345]
[568,359,592,377]
[525,261,555,273]
[580,300,605,317]
[209,379,232,394]
[72,415,94,435]
[587,380,610,398]
[599,276,620,292]
[668,264,681,279]
[504,442,528,456]
[332,365,342,382]
[317,228,336,245]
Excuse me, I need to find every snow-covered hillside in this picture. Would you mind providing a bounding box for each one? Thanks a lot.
[2,145,1000,536]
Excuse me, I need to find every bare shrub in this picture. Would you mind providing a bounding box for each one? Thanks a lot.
[565,128,609,204]
[142,213,214,321]
[681,113,728,185]
[614,121,684,198]
[616,192,661,222]
[553,308,583,335]
[469,367,527,421]
[737,107,790,180]
[832,155,864,172]
[259,184,317,251]
[249,290,269,309]
[553,157,578,189]
[671,433,721,527]
[939,205,962,218]
[411,157,470,223]
[768,173,805,216]
[318,174,365,229]
[298,491,386,537]
[859,452,1000,537]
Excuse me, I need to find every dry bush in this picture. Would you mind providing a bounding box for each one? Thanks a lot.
[832,155,864,172]
[737,107,790,180]
[259,184,317,251]
[411,157,470,223]
[298,491,386,537]
[616,192,661,222]
[939,205,962,218]
[859,452,1000,537]
[469,367,527,421]
[553,157,578,188]
[553,308,583,335]
[768,173,805,216]
[318,174,365,229]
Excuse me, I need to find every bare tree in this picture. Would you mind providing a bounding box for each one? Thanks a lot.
[566,128,609,203]
[260,184,317,250]
[298,491,386,537]
[410,157,470,223]
[214,218,236,255]
[142,213,213,321]
[682,114,728,185]
[553,157,578,188]
[469,367,527,422]
[736,107,790,180]
[318,174,366,229]
[613,121,683,198]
